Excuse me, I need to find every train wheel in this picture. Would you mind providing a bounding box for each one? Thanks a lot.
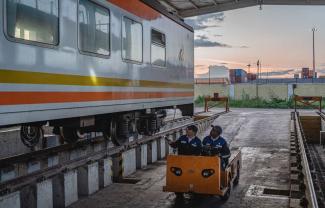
[220,184,231,201]
[20,125,43,147]
[60,127,84,143]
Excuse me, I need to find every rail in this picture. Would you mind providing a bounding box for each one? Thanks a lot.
[295,113,319,208]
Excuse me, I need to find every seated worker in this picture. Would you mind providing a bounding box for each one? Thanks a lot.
[202,125,231,169]
[169,125,202,155]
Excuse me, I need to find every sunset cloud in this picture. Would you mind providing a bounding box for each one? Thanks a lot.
[185,13,225,31]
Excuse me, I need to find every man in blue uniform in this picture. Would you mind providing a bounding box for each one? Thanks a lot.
[202,125,231,169]
[169,125,202,155]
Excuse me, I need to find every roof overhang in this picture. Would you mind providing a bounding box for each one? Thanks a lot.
[154,0,325,18]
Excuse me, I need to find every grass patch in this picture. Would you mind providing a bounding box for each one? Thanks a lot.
[195,95,324,109]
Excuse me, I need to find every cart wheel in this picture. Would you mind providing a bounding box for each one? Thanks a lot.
[221,185,231,201]
[233,168,240,186]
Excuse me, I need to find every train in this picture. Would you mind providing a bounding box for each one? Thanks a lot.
[0,0,194,147]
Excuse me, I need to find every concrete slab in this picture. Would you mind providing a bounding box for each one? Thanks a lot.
[244,185,289,208]
[78,162,99,196]
[99,158,112,188]
[159,138,166,159]
[0,192,20,208]
[37,180,53,208]
[20,185,36,208]
[151,140,157,163]
[53,170,78,207]
[122,149,136,177]
[141,144,148,168]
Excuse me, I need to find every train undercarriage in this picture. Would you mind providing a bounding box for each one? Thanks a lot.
[18,104,194,148]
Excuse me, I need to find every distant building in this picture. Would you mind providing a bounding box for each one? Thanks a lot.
[229,69,247,83]
[247,73,257,81]
[301,67,314,79]
[294,73,299,79]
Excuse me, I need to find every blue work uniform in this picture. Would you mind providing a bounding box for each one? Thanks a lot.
[171,135,202,155]
[202,136,231,169]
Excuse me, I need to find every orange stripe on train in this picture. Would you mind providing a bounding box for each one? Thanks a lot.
[108,0,161,20]
[0,91,194,105]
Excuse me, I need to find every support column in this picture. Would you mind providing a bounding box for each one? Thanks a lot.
[99,158,112,188]
[0,192,20,208]
[77,162,99,196]
[53,170,78,207]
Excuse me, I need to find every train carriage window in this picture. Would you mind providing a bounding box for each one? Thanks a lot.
[78,0,110,56]
[151,29,166,67]
[122,17,143,63]
[6,0,59,45]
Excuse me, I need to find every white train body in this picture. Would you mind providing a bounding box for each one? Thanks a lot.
[0,0,194,128]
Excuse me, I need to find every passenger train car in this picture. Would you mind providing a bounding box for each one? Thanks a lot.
[0,0,194,146]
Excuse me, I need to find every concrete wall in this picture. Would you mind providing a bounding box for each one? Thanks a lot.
[195,83,325,101]
[194,84,229,99]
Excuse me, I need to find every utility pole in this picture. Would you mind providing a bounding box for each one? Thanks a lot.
[208,67,211,85]
[256,60,260,99]
[312,28,316,78]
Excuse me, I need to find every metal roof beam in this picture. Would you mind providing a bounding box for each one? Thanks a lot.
[179,0,325,17]
[179,0,257,17]
[212,0,219,5]
[262,0,325,5]
[158,0,179,12]
[189,0,200,8]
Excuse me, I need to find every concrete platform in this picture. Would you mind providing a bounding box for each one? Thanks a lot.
[69,109,292,208]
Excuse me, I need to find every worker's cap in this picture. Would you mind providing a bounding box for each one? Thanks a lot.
[187,125,198,133]
[211,125,222,134]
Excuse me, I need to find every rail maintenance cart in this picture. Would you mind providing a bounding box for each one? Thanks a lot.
[163,149,241,201]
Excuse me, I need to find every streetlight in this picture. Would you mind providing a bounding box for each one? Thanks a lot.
[312,28,316,78]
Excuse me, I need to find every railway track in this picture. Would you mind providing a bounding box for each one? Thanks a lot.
[291,111,325,208]
[0,111,227,200]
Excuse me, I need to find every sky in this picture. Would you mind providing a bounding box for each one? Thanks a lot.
[185,5,325,78]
